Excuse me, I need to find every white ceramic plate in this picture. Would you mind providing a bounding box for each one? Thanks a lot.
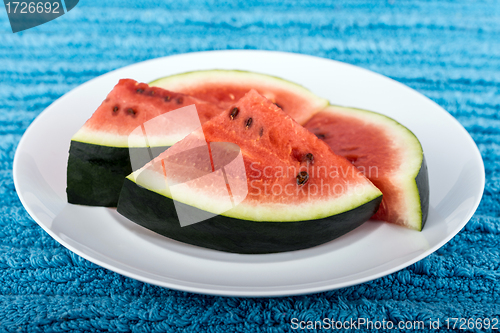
[13,50,485,297]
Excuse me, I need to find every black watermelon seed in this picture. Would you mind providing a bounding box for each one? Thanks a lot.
[112,106,119,113]
[164,96,171,102]
[259,127,264,137]
[127,108,136,115]
[245,118,253,129]
[315,133,326,139]
[136,88,144,94]
[274,102,282,109]
[296,171,309,186]
[176,97,183,104]
[149,90,155,96]
[230,107,239,120]
[303,153,314,164]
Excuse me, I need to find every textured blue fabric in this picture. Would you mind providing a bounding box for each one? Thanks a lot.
[1,0,499,331]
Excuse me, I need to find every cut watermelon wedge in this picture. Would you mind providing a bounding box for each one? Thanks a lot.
[117,90,383,254]
[304,105,429,230]
[150,70,329,125]
[71,79,223,147]
[67,79,224,207]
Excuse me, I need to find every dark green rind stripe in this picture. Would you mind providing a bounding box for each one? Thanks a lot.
[416,154,430,230]
[117,178,383,254]
[66,141,169,207]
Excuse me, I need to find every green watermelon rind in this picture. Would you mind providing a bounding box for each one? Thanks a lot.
[66,141,170,207]
[117,178,382,254]
[319,105,429,231]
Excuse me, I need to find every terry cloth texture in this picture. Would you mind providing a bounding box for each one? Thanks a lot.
[1,0,499,332]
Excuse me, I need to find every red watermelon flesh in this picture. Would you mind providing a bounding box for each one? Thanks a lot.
[150,70,329,125]
[128,90,383,222]
[304,106,428,230]
[71,79,224,147]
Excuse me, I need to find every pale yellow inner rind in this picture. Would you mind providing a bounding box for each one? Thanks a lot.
[127,167,382,222]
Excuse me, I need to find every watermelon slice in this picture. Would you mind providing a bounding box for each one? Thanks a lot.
[67,79,224,207]
[304,106,429,230]
[150,70,329,125]
[117,90,383,254]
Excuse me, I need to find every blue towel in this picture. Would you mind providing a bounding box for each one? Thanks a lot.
[1,0,499,331]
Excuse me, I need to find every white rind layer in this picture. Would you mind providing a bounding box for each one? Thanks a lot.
[127,165,382,223]
[71,127,181,148]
